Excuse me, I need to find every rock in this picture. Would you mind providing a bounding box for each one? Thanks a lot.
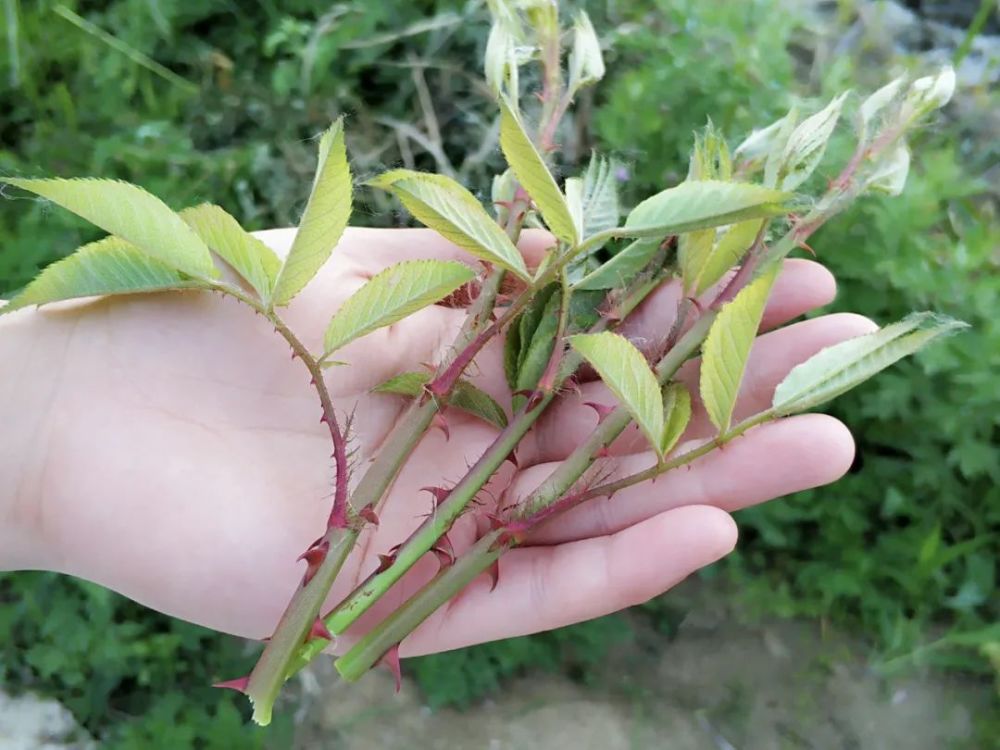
[0,690,95,750]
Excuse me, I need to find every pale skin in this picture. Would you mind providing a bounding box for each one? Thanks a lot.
[0,227,873,659]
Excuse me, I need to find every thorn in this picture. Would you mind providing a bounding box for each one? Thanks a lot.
[487,558,500,592]
[379,644,403,692]
[376,553,396,573]
[504,450,519,468]
[308,617,334,642]
[484,512,505,531]
[359,506,380,526]
[431,534,456,568]
[594,446,613,459]
[213,675,249,693]
[319,413,329,424]
[797,240,817,257]
[686,296,705,316]
[584,402,615,422]
[298,539,330,586]
[561,377,582,397]
[420,486,451,509]
[431,412,450,441]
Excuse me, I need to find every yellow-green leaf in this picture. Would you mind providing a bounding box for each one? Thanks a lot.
[323,259,474,356]
[625,180,790,239]
[569,332,664,456]
[179,204,280,299]
[4,178,216,278]
[574,238,660,290]
[660,383,692,455]
[681,219,763,295]
[372,371,508,429]
[700,265,779,433]
[0,236,202,315]
[368,169,530,280]
[773,313,968,415]
[498,96,577,244]
[272,119,352,305]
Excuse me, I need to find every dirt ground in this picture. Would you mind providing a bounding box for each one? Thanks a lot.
[294,582,993,750]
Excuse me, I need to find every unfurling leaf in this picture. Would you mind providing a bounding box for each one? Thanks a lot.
[688,122,732,182]
[904,67,956,115]
[323,259,475,355]
[567,11,605,91]
[777,92,848,190]
[859,76,906,132]
[660,383,692,455]
[735,109,796,172]
[579,153,620,241]
[272,119,352,305]
[368,170,530,280]
[372,371,508,429]
[865,142,911,196]
[179,204,280,299]
[512,286,561,409]
[772,313,967,415]
[3,178,217,278]
[700,265,779,433]
[624,180,790,239]
[499,96,578,244]
[569,332,665,457]
[0,236,202,315]
[574,238,661,290]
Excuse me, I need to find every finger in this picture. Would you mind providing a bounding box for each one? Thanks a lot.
[400,504,736,656]
[528,310,874,464]
[521,413,854,546]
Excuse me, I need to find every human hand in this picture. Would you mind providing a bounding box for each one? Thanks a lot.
[0,227,870,656]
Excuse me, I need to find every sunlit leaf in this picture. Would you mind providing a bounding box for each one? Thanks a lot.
[681,219,762,295]
[700,265,779,433]
[778,92,848,190]
[499,96,577,244]
[773,313,968,415]
[323,259,475,355]
[179,204,280,299]
[660,383,692,455]
[372,371,508,429]
[569,331,665,456]
[369,169,530,280]
[0,236,203,315]
[624,180,789,239]
[272,119,352,305]
[4,178,217,278]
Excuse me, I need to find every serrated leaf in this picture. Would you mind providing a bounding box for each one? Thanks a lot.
[570,332,665,456]
[4,178,217,278]
[323,259,475,355]
[179,204,280,299]
[778,92,848,191]
[574,238,661,290]
[772,313,968,415]
[682,219,763,295]
[0,236,202,315]
[272,119,352,305]
[368,169,530,280]
[660,383,692,455]
[498,96,577,244]
[580,154,619,240]
[700,265,779,433]
[624,180,790,239]
[372,371,508,429]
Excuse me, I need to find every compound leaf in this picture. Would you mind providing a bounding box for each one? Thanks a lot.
[369,169,530,280]
[569,331,664,456]
[700,265,779,433]
[323,259,475,355]
[272,119,352,305]
[1,236,203,315]
[179,204,280,299]
[4,177,216,278]
[773,313,968,415]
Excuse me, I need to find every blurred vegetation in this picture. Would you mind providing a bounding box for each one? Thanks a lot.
[1,0,997,745]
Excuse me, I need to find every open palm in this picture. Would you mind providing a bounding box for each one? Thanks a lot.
[0,227,870,657]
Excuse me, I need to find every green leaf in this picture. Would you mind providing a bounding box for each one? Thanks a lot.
[513,288,561,410]
[574,238,661,290]
[580,154,619,241]
[569,332,665,456]
[700,265,779,433]
[624,180,790,239]
[498,96,577,244]
[777,92,848,190]
[772,313,968,415]
[179,204,280,299]
[368,169,530,280]
[323,259,475,355]
[4,178,216,278]
[372,371,508,429]
[660,383,692,455]
[272,119,352,305]
[0,236,202,315]
[681,219,763,295]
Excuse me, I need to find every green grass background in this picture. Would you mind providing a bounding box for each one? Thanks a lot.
[1,1,997,746]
